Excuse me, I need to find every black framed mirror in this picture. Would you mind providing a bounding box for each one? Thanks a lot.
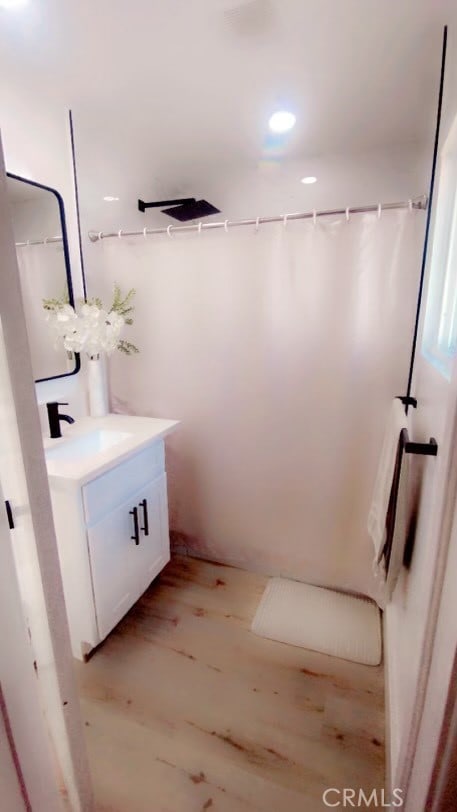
[6,172,80,382]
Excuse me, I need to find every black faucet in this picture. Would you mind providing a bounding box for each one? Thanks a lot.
[46,402,75,439]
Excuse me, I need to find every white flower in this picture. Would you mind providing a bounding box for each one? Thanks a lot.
[44,292,132,357]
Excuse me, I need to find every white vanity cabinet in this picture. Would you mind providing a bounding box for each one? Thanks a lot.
[86,472,169,641]
[46,415,178,660]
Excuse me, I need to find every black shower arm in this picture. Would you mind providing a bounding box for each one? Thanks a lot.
[138,198,196,212]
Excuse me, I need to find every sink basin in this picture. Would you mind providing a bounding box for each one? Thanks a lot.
[43,415,179,483]
[45,429,132,463]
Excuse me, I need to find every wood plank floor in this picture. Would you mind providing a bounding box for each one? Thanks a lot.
[76,555,385,812]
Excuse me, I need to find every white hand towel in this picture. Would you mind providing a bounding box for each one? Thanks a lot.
[368,398,410,567]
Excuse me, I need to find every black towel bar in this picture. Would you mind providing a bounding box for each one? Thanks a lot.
[383,429,438,573]
[404,437,438,456]
[400,428,438,456]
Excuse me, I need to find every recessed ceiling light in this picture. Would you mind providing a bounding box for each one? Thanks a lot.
[0,0,28,8]
[301,176,317,184]
[268,111,296,134]
[103,196,120,202]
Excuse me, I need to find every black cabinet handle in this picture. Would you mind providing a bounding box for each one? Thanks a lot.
[129,506,140,545]
[5,500,14,530]
[139,498,149,536]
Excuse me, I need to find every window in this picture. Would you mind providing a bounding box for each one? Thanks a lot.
[422,117,457,380]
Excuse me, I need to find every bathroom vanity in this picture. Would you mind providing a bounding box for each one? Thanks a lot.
[44,414,179,660]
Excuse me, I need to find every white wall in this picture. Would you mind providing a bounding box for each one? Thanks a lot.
[407,472,457,809]
[384,19,457,797]
[0,712,26,811]
[0,82,87,419]
[0,84,93,808]
[0,130,93,810]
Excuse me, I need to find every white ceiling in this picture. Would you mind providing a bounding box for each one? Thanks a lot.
[0,0,455,221]
[0,0,454,151]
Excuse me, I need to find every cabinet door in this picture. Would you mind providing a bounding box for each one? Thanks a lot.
[87,494,140,641]
[134,473,170,596]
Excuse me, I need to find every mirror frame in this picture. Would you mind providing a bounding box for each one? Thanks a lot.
[7,172,80,382]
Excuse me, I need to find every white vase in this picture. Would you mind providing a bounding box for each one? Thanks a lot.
[87,354,109,417]
[65,350,75,372]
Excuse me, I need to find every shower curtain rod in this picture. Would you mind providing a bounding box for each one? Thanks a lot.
[88,195,428,242]
[15,236,63,247]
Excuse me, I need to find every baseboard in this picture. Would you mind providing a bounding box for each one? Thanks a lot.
[169,534,250,572]
[170,532,379,600]
[384,605,402,794]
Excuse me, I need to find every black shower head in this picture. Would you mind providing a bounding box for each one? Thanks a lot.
[138,197,196,213]
[161,199,221,221]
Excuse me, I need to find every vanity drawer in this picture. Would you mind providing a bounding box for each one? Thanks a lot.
[83,441,165,526]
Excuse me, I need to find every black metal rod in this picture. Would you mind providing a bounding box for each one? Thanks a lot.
[90,197,427,241]
[405,26,447,411]
[69,110,87,299]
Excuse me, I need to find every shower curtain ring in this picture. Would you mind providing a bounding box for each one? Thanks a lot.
[198,222,202,234]
[98,232,103,241]
[118,229,123,238]
[313,209,317,227]
[345,207,350,222]
[255,216,260,232]
[377,203,382,219]
[408,199,413,212]
[167,225,173,238]
[283,214,288,228]
[224,219,229,233]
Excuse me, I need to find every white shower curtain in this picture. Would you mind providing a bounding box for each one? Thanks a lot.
[95,209,424,599]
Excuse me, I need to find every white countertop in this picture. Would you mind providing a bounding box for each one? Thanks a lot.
[44,413,179,486]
